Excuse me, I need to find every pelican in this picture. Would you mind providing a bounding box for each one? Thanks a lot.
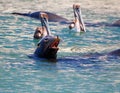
[34,13,50,39]
[69,4,86,33]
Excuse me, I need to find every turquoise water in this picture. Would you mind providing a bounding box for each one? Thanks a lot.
[0,0,120,93]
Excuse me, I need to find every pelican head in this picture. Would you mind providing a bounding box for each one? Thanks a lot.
[69,4,86,33]
[34,13,50,39]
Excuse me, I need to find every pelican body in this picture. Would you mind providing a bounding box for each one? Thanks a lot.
[34,27,48,39]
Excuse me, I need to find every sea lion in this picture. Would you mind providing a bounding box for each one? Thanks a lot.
[112,20,120,27]
[11,11,70,24]
[85,20,120,27]
[108,49,120,56]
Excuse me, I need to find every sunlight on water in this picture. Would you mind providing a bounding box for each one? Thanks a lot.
[0,0,120,93]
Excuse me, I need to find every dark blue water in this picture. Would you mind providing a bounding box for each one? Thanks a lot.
[0,0,120,93]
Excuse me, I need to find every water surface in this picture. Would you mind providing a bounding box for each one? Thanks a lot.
[0,0,120,93]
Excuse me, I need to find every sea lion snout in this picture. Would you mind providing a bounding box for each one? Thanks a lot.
[34,35,60,60]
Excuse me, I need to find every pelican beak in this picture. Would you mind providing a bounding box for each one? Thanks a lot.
[73,4,86,32]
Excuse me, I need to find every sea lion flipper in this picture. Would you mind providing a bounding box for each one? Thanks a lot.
[11,12,29,16]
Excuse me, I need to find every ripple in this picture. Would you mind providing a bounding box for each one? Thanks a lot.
[0,0,120,93]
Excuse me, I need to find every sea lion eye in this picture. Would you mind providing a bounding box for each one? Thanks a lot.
[37,43,40,47]
[44,38,48,42]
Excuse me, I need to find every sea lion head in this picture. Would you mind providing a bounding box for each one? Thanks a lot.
[34,35,60,60]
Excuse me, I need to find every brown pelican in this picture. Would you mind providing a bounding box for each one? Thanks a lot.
[34,13,49,39]
[69,4,86,33]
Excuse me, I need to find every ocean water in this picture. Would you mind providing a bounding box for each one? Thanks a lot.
[0,0,120,93]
